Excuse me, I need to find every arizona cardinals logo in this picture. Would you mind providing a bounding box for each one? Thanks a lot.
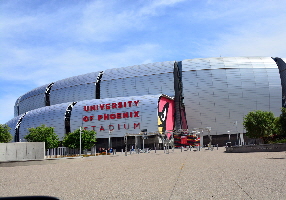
[158,102,169,133]
[158,96,175,134]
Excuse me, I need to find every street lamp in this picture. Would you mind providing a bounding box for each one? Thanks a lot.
[108,130,112,149]
[234,121,239,145]
[124,134,127,156]
[199,128,204,147]
[79,126,82,157]
[141,129,147,152]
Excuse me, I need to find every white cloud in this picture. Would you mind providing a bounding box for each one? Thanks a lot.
[0,42,161,84]
[197,14,286,58]
[138,0,186,16]
[75,0,187,42]
[43,43,162,82]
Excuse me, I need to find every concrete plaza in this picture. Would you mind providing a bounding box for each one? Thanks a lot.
[0,148,285,199]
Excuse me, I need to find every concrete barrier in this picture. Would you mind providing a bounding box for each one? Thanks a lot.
[0,142,45,161]
[225,143,286,153]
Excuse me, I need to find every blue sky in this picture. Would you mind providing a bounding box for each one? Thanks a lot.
[1,0,286,124]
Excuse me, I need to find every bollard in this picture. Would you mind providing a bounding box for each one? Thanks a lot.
[115,149,116,154]
[217,144,218,150]
[121,149,123,153]
[181,146,182,152]
[155,147,156,153]
[106,150,107,155]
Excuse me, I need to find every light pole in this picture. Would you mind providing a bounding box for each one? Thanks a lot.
[141,129,147,152]
[124,134,127,156]
[108,130,111,149]
[235,121,239,145]
[79,126,82,157]
[199,128,204,148]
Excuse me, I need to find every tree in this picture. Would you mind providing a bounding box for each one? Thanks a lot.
[0,124,12,143]
[243,110,277,139]
[278,107,286,136]
[24,124,59,149]
[63,129,96,150]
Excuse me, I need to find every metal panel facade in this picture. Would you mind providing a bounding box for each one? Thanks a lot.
[50,72,99,105]
[10,95,164,141]
[18,102,71,140]
[6,57,284,141]
[16,84,49,116]
[182,57,281,135]
[15,72,99,116]
[70,95,162,138]
[5,115,22,137]
[100,61,174,98]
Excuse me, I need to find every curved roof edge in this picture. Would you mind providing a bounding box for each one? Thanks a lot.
[182,56,278,71]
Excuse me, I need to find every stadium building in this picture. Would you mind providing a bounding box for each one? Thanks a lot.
[5,57,286,148]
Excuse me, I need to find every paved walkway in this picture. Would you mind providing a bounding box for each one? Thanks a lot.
[0,148,285,199]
